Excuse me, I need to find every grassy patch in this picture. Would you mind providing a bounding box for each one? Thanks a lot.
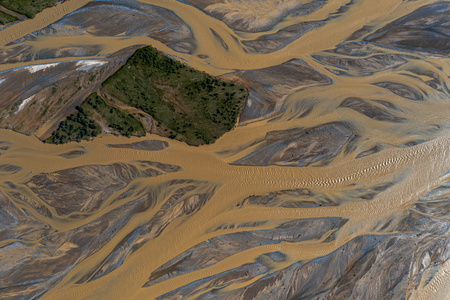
[83,92,146,137]
[0,0,61,18]
[0,10,17,25]
[46,93,145,144]
[102,46,247,146]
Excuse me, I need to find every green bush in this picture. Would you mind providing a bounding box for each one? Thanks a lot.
[45,107,100,144]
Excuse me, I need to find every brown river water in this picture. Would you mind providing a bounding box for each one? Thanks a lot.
[0,0,449,299]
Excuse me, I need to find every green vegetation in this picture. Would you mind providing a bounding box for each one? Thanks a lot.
[47,46,247,145]
[102,46,247,146]
[0,10,17,24]
[46,104,100,144]
[83,92,146,137]
[0,0,60,18]
[47,93,145,144]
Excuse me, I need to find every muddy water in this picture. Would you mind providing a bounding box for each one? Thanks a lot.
[0,0,449,299]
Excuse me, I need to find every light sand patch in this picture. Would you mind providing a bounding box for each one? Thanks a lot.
[26,63,59,73]
[15,95,35,114]
[76,60,107,71]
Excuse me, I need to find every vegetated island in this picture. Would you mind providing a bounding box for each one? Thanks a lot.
[47,46,248,146]
[0,0,61,19]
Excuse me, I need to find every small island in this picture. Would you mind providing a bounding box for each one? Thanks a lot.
[48,46,248,146]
